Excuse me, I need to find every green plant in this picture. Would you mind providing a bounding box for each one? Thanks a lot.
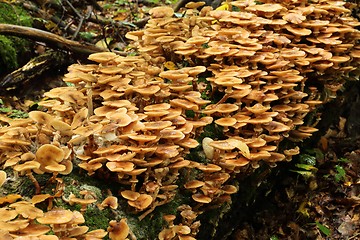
[334,165,346,183]
[315,221,331,237]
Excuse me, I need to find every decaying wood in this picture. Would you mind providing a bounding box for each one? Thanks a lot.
[0,51,69,88]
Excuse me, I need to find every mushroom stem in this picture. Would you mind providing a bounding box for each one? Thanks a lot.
[26,171,41,194]
[138,203,157,221]
[215,93,230,106]
[87,85,94,118]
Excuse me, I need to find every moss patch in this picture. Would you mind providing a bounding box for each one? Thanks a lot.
[0,2,33,75]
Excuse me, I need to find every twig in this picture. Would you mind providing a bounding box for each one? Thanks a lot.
[64,0,84,40]
[22,2,78,36]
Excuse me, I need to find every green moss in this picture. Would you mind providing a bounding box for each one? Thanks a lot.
[0,2,33,75]
[84,207,112,231]
[0,35,18,71]
[0,3,32,25]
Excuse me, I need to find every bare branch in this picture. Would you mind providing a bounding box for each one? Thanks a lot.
[0,23,109,55]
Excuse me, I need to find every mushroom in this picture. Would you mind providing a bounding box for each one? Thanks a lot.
[63,193,97,212]
[98,196,118,210]
[36,209,74,225]
[128,194,153,211]
[107,219,129,240]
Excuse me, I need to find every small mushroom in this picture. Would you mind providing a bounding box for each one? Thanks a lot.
[98,196,118,210]
[107,219,129,240]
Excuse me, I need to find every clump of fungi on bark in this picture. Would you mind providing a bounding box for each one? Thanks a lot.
[0,0,359,239]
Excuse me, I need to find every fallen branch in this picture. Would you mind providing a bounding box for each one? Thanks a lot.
[0,24,109,55]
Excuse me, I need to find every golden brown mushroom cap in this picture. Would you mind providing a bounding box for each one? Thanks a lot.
[10,201,44,219]
[28,111,53,125]
[68,193,97,206]
[0,194,22,205]
[85,229,108,239]
[10,223,51,237]
[36,209,74,224]
[184,180,205,189]
[100,196,118,210]
[0,219,29,232]
[13,161,41,172]
[31,194,52,205]
[149,6,174,18]
[0,207,17,222]
[192,193,212,203]
[88,52,117,63]
[36,144,65,164]
[121,190,140,201]
[128,194,153,211]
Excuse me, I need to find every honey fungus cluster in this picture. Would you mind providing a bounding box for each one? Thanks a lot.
[0,0,359,239]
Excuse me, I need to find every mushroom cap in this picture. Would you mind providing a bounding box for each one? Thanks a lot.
[149,6,174,18]
[69,194,97,206]
[106,161,134,172]
[100,196,118,210]
[50,119,72,135]
[264,121,291,133]
[178,138,199,149]
[9,223,50,237]
[196,163,222,173]
[31,194,52,205]
[35,144,65,165]
[160,129,185,140]
[169,159,191,169]
[28,111,54,125]
[128,194,153,210]
[209,140,236,151]
[121,190,140,201]
[144,121,173,130]
[192,193,212,203]
[0,194,22,205]
[285,25,312,36]
[11,201,44,219]
[14,161,41,172]
[68,226,89,237]
[215,117,237,127]
[185,1,206,9]
[0,219,29,232]
[0,207,17,222]
[246,3,284,13]
[72,123,103,137]
[88,52,117,63]
[184,180,205,189]
[36,209,74,224]
[222,158,250,168]
[84,229,108,239]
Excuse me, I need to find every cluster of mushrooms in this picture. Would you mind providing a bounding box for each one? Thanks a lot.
[0,193,130,239]
[1,0,359,239]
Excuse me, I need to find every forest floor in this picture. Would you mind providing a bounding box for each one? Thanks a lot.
[231,135,360,240]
